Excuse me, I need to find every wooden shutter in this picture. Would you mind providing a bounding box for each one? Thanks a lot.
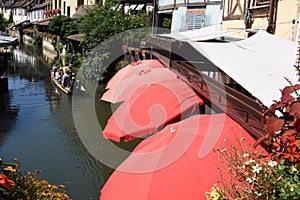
[194,14,202,29]
[187,14,203,30]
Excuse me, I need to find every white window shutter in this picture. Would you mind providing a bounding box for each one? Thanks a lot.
[194,14,202,29]
[187,13,203,30]
[187,14,194,30]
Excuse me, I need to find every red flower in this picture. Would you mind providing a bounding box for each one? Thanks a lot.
[0,174,15,191]
[284,146,300,163]
[273,138,281,152]
[286,135,296,143]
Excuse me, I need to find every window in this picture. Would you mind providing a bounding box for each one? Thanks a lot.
[63,1,66,14]
[251,0,270,7]
[67,6,70,17]
[78,0,84,6]
[187,14,203,30]
[59,0,62,9]
[257,0,270,3]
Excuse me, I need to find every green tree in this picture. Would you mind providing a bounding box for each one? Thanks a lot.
[8,10,13,24]
[48,15,79,45]
[48,15,79,58]
[0,13,8,31]
[77,4,152,81]
[78,4,152,53]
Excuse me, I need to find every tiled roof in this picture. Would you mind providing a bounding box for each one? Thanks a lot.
[31,2,49,10]
[11,0,27,8]
[33,17,52,26]
[67,33,85,42]
[23,0,34,7]
[71,5,95,18]
[2,1,15,7]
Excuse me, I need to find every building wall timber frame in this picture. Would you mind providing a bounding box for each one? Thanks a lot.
[158,0,222,11]
[223,0,247,20]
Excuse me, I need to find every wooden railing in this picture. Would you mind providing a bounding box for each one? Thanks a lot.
[170,61,267,141]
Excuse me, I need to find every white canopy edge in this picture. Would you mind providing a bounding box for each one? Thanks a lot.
[159,25,236,41]
[189,30,298,107]
[0,35,17,43]
[0,40,14,47]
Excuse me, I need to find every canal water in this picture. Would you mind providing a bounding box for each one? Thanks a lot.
[0,45,121,199]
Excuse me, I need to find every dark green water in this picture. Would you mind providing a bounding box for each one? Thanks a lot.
[0,45,117,199]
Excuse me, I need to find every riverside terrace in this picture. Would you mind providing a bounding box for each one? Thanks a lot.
[147,27,298,148]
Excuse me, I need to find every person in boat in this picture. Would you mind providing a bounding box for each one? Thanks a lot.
[55,69,63,83]
[52,64,58,78]
[67,66,75,78]
[62,71,71,88]
[69,76,76,92]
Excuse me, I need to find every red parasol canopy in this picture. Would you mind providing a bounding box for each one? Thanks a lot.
[101,68,178,103]
[100,114,263,200]
[102,79,204,142]
[105,60,167,89]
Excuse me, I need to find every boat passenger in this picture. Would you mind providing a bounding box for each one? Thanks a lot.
[69,76,76,92]
[52,64,57,77]
[62,71,71,88]
[62,66,68,73]
[55,69,63,83]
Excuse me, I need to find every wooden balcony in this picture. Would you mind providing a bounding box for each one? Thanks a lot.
[148,35,268,147]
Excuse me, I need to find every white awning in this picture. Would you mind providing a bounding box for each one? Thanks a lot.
[189,30,298,107]
[159,25,236,41]
[0,35,17,43]
[0,35,17,47]
[0,40,13,47]
[129,4,137,9]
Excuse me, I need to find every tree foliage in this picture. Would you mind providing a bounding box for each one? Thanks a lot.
[76,4,153,81]
[8,11,13,24]
[0,13,9,31]
[48,15,79,45]
[78,4,152,53]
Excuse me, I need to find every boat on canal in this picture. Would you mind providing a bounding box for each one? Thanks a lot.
[50,71,72,95]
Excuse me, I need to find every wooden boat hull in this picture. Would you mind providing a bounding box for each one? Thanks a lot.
[50,71,72,95]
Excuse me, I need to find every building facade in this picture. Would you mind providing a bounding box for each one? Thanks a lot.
[1,1,15,21]
[222,0,299,41]
[51,0,97,17]
[155,0,223,32]
[0,0,98,25]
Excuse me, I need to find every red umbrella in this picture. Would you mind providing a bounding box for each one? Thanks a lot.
[101,68,178,103]
[105,60,166,89]
[102,79,204,142]
[100,114,263,200]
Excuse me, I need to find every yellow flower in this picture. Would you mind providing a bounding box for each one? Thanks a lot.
[206,184,222,200]
[59,184,65,189]
[3,166,16,173]
[51,185,58,190]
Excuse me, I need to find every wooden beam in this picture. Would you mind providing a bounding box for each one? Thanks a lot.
[171,61,267,142]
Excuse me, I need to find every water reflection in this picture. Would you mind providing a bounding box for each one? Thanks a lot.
[5,46,49,82]
[0,89,19,148]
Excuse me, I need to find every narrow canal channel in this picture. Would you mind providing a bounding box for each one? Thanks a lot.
[0,45,115,199]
